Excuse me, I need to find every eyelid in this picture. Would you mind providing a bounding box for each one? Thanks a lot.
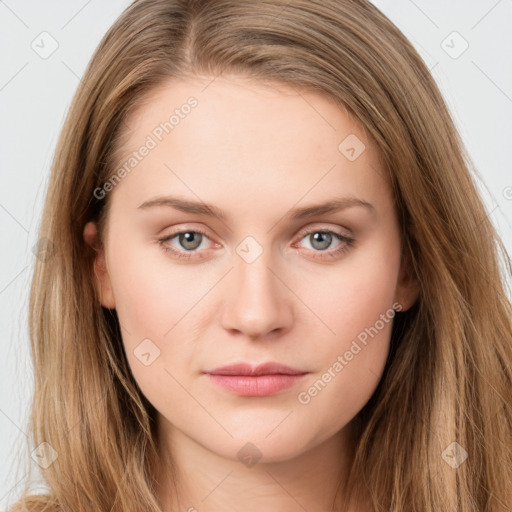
[160,222,353,245]
[161,225,217,243]
[295,222,354,239]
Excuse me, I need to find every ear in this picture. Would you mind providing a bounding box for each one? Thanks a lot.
[83,221,116,309]
[393,242,420,312]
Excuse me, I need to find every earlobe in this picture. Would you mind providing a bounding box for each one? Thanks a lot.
[394,247,420,312]
[83,221,116,309]
[394,276,420,312]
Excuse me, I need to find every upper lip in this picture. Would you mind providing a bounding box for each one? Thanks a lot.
[204,362,307,376]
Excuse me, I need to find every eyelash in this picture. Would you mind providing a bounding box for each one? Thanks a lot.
[157,227,354,261]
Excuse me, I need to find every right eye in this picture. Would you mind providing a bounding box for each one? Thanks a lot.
[158,228,218,260]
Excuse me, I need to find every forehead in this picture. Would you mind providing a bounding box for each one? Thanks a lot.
[124,74,359,149]
[109,75,390,217]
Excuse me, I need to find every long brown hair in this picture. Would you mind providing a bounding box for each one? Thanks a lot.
[9,1,512,511]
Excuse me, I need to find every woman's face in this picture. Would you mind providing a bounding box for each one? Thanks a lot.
[84,75,417,464]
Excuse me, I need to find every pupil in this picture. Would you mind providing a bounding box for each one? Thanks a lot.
[312,232,331,250]
[181,232,201,250]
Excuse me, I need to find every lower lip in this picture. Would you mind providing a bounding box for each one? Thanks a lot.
[206,373,308,396]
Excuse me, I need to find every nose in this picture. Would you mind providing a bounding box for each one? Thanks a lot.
[219,245,293,340]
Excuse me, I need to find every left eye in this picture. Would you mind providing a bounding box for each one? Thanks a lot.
[293,229,354,260]
[298,230,345,251]
[168,231,207,251]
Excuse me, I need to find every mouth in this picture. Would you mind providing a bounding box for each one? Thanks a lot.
[203,361,309,396]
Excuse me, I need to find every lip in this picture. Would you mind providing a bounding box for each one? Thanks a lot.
[203,362,309,397]
[205,362,306,376]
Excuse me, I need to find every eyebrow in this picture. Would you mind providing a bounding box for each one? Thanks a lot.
[137,195,375,221]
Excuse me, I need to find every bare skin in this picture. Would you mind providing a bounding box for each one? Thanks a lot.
[84,75,418,512]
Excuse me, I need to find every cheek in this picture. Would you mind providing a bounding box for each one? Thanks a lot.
[294,304,395,442]
[107,230,203,337]
[296,320,391,440]
[297,230,401,343]
[293,235,400,428]
[105,236,205,384]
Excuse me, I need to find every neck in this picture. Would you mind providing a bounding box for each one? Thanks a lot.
[154,415,365,512]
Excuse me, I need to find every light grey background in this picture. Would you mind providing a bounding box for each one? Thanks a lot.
[1,0,511,508]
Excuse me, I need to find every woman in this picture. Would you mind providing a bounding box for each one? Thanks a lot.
[10,0,512,511]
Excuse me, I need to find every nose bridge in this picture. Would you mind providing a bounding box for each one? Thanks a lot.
[235,241,276,294]
[220,234,292,338]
